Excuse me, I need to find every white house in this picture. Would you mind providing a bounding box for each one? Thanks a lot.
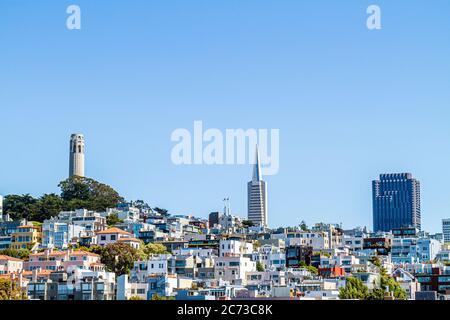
[215,256,256,285]
[219,239,253,257]
[0,255,23,275]
[96,227,133,246]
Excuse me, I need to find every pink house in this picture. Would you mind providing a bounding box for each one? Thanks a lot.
[24,249,103,272]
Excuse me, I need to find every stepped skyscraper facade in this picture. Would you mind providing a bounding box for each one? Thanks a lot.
[69,133,85,177]
[247,146,268,227]
[372,173,421,232]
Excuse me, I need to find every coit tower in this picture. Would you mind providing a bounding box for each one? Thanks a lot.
[69,133,85,177]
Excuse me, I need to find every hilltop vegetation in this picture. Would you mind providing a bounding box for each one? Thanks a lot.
[3,176,123,222]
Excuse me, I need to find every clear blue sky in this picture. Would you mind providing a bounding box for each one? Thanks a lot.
[1,1,450,232]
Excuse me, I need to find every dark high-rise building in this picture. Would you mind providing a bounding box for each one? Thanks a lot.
[209,212,221,228]
[372,173,421,232]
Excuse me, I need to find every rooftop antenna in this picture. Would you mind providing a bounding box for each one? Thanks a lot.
[223,197,231,216]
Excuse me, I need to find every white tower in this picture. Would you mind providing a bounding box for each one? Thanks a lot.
[69,133,85,177]
[247,145,268,227]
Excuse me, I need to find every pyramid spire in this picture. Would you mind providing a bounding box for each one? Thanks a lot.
[252,144,261,181]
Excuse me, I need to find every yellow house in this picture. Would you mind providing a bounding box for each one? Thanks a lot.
[10,225,42,250]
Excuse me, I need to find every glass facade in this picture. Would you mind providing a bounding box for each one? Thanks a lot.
[372,173,421,232]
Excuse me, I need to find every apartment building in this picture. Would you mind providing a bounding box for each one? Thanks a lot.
[10,225,41,250]
[215,256,256,285]
[24,249,102,272]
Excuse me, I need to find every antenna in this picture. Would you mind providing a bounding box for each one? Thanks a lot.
[223,197,231,216]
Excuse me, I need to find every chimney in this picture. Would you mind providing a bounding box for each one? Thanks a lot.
[32,268,38,282]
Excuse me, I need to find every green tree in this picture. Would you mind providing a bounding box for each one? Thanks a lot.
[3,194,38,221]
[135,242,168,261]
[143,243,168,256]
[256,261,265,272]
[128,296,145,300]
[59,176,124,212]
[78,245,104,256]
[0,278,28,300]
[151,293,174,300]
[32,193,64,221]
[153,207,169,216]
[106,213,123,227]
[306,265,318,275]
[370,255,382,268]
[99,243,139,276]
[299,220,309,231]
[298,261,307,268]
[377,270,407,300]
[242,220,255,228]
[0,249,31,260]
[367,259,407,300]
[339,277,369,300]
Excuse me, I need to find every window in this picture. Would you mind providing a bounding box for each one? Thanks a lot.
[418,277,431,283]
[110,235,116,241]
[439,276,450,283]
[101,236,106,241]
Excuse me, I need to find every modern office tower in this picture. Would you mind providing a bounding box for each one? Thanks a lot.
[247,145,268,227]
[69,133,85,178]
[443,219,450,243]
[372,173,421,232]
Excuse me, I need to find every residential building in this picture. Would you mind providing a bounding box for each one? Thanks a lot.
[286,246,313,268]
[245,270,286,287]
[25,249,102,272]
[215,256,256,285]
[363,237,392,255]
[42,221,85,249]
[96,227,133,246]
[27,270,115,300]
[57,209,106,233]
[252,244,286,271]
[415,266,450,293]
[219,238,253,257]
[10,225,41,250]
[391,237,440,264]
[0,255,23,274]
